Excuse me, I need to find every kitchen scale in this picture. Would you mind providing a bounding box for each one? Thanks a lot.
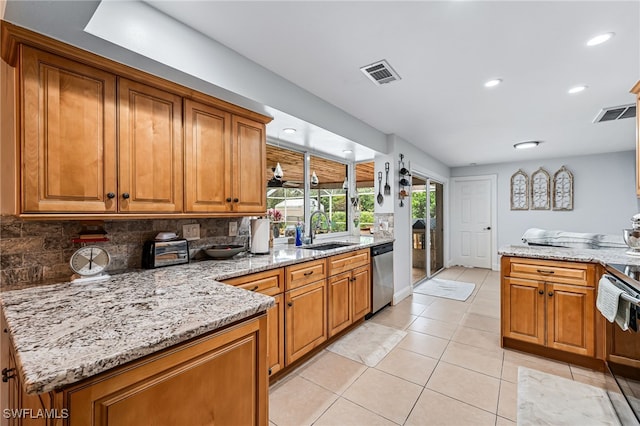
[69,246,111,283]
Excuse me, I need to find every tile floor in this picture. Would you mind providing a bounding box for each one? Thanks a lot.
[268,266,616,425]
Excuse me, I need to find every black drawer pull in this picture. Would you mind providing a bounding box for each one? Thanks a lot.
[249,286,259,292]
[537,269,555,275]
[303,271,314,276]
[2,368,15,382]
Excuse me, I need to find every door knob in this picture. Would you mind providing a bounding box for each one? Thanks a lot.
[226,197,232,202]
[538,290,544,295]
[122,193,130,199]
[483,226,491,230]
[107,192,115,199]
[548,292,554,297]
[233,198,239,203]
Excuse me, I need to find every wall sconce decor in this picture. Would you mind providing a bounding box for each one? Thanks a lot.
[552,165,574,210]
[510,169,529,210]
[398,153,410,207]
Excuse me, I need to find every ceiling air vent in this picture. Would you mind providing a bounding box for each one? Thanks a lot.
[593,104,636,123]
[360,60,401,85]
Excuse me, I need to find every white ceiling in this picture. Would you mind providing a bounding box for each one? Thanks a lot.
[146,0,639,167]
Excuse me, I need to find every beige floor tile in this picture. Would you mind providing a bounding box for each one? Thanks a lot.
[457,268,490,285]
[467,299,500,318]
[369,307,417,330]
[501,350,572,383]
[391,298,429,316]
[435,267,466,280]
[460,312,500,334]
[407,316,458,339]
[441,341,503,378]
[408,293,439,306]
[375,347,438,386]
[397,330,449,359]
[296,350,367,394]
[269,375,338,426]
[426,362,500,413]
[405,388,497,426]
[420,302,469,323]
[496,416,517,426]
[313,398,397,426]
[342,368,422,424]
[497,380,517,421]
[451,326,501,351]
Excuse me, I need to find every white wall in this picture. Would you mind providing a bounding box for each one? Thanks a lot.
[451,150,639,250]
[386,135,451,304]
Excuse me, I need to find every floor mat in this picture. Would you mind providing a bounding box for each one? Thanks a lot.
[326,322,407,367]
[413,278,476,301]
[517,367,620,425]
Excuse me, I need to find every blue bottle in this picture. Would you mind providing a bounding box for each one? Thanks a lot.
[295,223,303,246]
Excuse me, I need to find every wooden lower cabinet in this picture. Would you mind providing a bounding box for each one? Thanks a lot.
[501,256,597,358]
[65,316,267,426]
[285,279,327,365]
[328,265,371,337]
[352,265,371,322]
[267,294,285,375]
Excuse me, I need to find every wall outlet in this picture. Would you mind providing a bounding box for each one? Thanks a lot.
[228,222,238,237]
[182,224,200,241]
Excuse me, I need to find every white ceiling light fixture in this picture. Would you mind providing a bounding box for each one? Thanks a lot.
[342,149,353,154]
[586,32,615,46]
[282,128,296,134]
[514,141,541,150]
[484,78,502,88]
[568,85,588,94]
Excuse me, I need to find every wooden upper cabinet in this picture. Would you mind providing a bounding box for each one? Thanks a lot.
[232,116,266,214]
[118,78,183,213]
[184,99,232,213]
[20,45,117,213]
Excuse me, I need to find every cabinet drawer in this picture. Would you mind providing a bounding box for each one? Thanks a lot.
[286,259,326,290]
[328,249,370,276]
[508,258,595,286]
[223,268,283,296]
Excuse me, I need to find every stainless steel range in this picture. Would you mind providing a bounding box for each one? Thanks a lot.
[603,263,640,423]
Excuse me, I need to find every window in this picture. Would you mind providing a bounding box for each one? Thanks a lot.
[355,162,375,234]
[266,144,352,240]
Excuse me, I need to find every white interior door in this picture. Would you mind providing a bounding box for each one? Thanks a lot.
[452,176,495,268]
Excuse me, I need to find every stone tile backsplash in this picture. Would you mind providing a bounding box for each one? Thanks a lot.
[0,215,250,288]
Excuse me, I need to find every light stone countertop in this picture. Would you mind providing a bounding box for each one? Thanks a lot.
[498,244,640,267]
[0,235,393,395]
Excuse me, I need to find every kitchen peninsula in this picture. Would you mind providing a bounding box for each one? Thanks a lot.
[499,244,640,369]
[1,237,391,425]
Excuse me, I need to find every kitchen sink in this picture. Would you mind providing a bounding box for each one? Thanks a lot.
[301,242,356,251]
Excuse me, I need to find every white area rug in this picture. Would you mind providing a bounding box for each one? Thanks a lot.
[326,322,407,367]
[517,367,621,425]
[414,278,476,301]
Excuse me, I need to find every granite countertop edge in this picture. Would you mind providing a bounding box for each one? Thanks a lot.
[498,244,640,266]
[1,236,393,395]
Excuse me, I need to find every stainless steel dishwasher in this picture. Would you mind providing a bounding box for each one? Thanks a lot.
[368,242,394,318]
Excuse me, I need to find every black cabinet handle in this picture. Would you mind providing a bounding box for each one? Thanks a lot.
[548,292,554,297]
[233,198,239,203]
[303,271,314,276]
[122,193,130,199]
[287,302,293,307]
[538,290,544,295]
[107,192,115,199]
[226,197,232,202]
[537,269,555,275]
[249,286,259,292]
[2,368,15,382]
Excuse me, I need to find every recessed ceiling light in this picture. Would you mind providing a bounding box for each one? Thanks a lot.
[568,85,588,94]
[282,128,296,134]
[484,79,502,88]
[342,149,353,154]
[586,32,615,47]
[513,141,541,150]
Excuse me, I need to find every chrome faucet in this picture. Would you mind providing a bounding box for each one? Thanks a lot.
[309,210,329,244]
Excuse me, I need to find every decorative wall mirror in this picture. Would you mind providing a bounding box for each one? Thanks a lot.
[531,167,550,210]
[552,165,574,210]
[510,169,529,210]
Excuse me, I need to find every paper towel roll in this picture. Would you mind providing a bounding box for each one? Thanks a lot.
[251,219,270,254]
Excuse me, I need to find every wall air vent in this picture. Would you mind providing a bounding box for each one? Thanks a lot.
[593,104,636,123]
[360,60,401,85]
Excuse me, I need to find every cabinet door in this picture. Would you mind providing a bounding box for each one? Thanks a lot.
[20,46,117,213]
[502,277,545,345]
[352,265,371,321]
[546,283,595,356]
[67,317,267,426]
[231,116,266,214]
[184,99,232,213]
[268,294,285,376]
[118,78,183,213]
[285,280,327,365]
[328,272,352,337]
